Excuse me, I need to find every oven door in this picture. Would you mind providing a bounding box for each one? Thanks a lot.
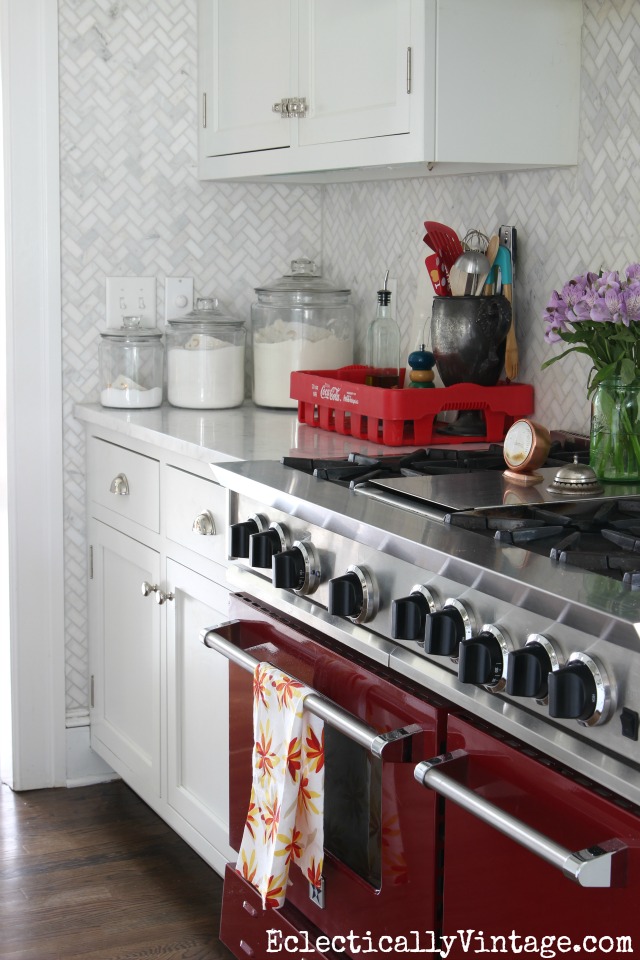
[203,593,445,957]
[416,715,639,958]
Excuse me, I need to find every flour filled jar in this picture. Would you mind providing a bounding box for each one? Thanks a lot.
[99,317,164,408]
[251,258,354,408]
[166,298,246,409]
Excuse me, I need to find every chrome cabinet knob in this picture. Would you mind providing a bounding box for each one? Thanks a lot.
[141,581,158,597]
[109,473,129,496]
[155,589,175,605]
[192,510,216,536]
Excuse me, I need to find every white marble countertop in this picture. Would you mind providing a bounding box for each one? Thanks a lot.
[74,401,415,464]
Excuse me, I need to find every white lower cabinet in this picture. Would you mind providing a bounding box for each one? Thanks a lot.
[86,428,234,875]
[166,559,235,866]
[89,520,161,801]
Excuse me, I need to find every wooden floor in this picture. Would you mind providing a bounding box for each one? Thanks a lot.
[0,779,234,960]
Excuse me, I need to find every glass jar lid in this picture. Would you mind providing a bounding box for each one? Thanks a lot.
[168,297,245,328]
[100,316,163,342]
[254,257,351,302]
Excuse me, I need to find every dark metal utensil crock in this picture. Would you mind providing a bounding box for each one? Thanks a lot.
[430,294,512,386]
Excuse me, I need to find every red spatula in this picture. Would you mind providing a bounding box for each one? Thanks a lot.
[425,254,450,296]
[423,221,463,274]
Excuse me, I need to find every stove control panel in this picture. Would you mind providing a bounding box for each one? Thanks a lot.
[225,494,631,781]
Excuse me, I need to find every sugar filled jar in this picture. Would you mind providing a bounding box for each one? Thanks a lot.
[251,258,354,408]
[99,317,164,408]
[166,297,246,409]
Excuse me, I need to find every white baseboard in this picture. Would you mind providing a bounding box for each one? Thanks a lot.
[65,723,119,787]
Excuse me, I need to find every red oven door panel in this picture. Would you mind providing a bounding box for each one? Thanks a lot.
[438,715,640,956]
[224,594,446,954]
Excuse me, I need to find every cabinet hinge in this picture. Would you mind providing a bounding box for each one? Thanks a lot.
[89,545,93,580]
[407,47,412,94]
[273,96,308,119]
[202,92,207,128]
[90,675,95,709]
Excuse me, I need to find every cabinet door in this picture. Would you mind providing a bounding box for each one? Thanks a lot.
[89,521,161,799]
[166,559,235,862]
[297,0,411,147]
[199,0,293,158]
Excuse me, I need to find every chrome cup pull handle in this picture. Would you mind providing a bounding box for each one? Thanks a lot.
[192,510,216,536]
[415,751,627,889]
[109,473,129,496]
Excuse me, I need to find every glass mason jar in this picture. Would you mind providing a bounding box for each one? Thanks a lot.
[99,317,164,408]
[251,258,354,408]
[166,298,246,409]
[589,376,640,482]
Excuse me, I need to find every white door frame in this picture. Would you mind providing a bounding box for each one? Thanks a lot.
[1,0,65,789]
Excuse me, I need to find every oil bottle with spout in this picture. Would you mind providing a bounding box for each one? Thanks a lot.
[365,271,401,388]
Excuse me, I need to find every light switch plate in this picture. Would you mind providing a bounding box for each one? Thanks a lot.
[165,276,194,322]
[105,277,156,328]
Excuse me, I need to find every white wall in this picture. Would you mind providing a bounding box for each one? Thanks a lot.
[1,0,66,789]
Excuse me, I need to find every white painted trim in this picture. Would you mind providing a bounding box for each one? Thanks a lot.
[1,0,65,788]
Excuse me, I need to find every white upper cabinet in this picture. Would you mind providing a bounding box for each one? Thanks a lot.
[198,0,582,183]
[200,0,292,157]
[296,0,412,147]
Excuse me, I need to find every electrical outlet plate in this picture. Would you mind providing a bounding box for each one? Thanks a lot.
[165,277,194,322]
[105,277,156,329]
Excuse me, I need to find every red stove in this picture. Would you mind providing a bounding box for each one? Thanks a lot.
[202,439,640,959]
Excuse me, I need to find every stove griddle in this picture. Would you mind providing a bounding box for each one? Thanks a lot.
[368,468,640,513]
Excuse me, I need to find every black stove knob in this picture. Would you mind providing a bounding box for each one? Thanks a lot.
[229,519,260,558]
[506,643,553,699]
[392,589,435,642]
[458,631,504,686]
[423,608,465,657]
[249,528,284,568]
[328,572,363,620]
[548,660,598,722]
[273,547,306,590]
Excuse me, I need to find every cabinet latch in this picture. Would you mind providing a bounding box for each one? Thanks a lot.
[272,97,308,119]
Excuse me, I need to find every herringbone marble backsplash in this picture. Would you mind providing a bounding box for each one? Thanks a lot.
[60,0,640,715]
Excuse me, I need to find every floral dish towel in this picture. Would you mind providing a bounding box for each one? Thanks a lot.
[236,662,325,909]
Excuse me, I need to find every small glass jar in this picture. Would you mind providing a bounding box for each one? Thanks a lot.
[99,317,164,408]
[166,298,246,409]
[251,258,354,408]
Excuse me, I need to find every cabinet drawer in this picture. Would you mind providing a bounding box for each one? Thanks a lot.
[88,438,160,532]
[165,466,227,565]
[220,864,338,959]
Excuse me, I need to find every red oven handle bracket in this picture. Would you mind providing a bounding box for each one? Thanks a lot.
[415,750,628,889]
[202,622,424,763]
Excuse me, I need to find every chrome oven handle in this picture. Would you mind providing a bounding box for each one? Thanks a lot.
[415,750,627,889]
[202,621,421,761]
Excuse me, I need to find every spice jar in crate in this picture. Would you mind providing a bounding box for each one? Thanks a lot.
[166,297,246,409]
[251,258,354,408]
[99,316,164,408]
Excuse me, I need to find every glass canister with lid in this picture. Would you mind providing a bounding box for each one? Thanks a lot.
[251,257,354,408]
[99,316,164,408]
[166,297,246,409]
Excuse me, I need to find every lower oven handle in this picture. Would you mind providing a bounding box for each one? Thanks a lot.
[202,621,422,761]
[415,751,627,889]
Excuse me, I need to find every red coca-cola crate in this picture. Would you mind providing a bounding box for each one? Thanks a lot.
[290,366,534,446]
